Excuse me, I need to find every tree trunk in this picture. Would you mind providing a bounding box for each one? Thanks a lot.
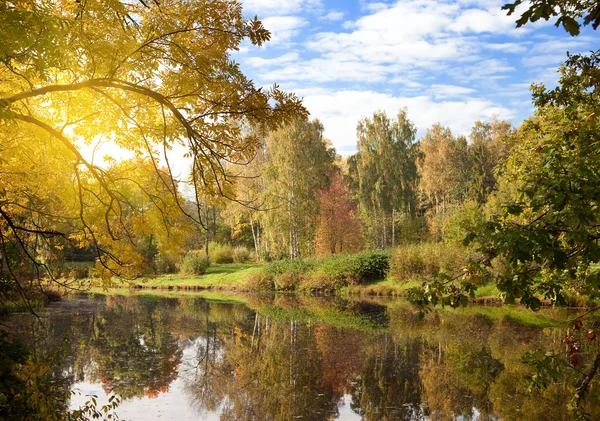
[382,211,387,249]
[212,205,216,238]
[392,207,396,249]
[204,200,209,256]
[249,212,260,261]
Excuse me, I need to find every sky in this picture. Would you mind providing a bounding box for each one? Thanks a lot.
[233,0,598,155]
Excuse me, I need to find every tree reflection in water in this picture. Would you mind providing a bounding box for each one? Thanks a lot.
[5,293,600,420]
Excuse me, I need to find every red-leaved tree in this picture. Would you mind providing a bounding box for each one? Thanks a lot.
[315,172,364,257]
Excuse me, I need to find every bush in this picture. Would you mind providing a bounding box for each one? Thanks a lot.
[180,251,211,275]
[154,253,178,274]
[260,259,316,291]
[244,271,274,291]
[232,246,251,263]
[208,242,234,264]
[314,251,390,286]
[263,259,315,279]
[390,242,465,282]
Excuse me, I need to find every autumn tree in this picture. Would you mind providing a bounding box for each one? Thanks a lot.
[418,124,469,214]
[262,118,334,259]
[314,171,364,257]
[0,0,305,301]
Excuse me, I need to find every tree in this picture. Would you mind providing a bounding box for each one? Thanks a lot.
[355,109,419,249]
[473,51,600,309]
[467,118,514,204]
[314,171,364,257]
[263,118,334,259]
[418,124,469,214]
[0,0,305,301]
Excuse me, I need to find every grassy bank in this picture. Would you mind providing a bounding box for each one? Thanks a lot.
[76,254,506,304]
[82,263,261,292]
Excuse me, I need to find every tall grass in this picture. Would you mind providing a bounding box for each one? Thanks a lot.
[390,242,466,282]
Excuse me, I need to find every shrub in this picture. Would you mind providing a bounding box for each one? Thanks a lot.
[232,246,251,263]
[274,272,303,291]
[180,251,210,275]
[262,259,315,280]
[208,242,234,264]
[244,271,274,291]
[314,251,390,286]
[390,242,465,282]
[154,253,178,274]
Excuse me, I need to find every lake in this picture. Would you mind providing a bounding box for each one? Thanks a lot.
[5,293,594,420]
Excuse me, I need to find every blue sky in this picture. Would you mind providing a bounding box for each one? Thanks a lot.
[233,0,597,154]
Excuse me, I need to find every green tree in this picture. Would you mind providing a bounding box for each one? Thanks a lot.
[355,109,419,249]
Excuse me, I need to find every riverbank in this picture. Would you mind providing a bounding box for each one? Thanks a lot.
[77,260,507,303]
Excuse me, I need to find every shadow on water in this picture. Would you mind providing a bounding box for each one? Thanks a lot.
[2,292,599,420]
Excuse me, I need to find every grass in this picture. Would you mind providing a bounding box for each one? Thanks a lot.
[85,263,261,291]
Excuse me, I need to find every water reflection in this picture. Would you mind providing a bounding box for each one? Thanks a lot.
[6,293,599,420]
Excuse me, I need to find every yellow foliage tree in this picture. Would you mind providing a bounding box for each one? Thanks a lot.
[0,0,305,302]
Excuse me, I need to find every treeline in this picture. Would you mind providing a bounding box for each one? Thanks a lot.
[8,108,514,281]
[216,110,515,262]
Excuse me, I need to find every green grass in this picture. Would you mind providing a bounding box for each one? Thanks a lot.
[473,283,501,298]
[84,263,261,290]
[137,263,260,288]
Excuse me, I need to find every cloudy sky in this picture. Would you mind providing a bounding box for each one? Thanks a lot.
[233,0,597,154]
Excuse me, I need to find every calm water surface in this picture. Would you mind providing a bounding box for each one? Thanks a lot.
[6,293,588,420]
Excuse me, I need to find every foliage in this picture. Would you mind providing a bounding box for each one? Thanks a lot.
[353,109,420,249]
[256,251,390,291]
[0,0,305,303]
[419,119,513,217]
[471,50,600,309]
[68,393,120,421]
[180,252,211,276]
[314,251,390,286]
[503,0,600,35]
[314,171,364,257]
[263,118,334,258]
[262,259,316,281]
[154,253,178,275]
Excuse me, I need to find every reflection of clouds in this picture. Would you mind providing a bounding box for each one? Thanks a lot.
[69,339,222,420]
[337,394,362,420]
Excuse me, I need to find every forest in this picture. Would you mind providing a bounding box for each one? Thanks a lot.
[1,0,600,420]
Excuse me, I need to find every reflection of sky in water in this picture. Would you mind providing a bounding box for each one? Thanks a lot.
[69,338,363,420]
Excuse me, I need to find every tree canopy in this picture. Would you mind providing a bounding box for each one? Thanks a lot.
[0,0,305,298]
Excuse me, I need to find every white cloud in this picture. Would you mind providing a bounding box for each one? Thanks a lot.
[485,42,530,53]
[522,54,568,68]
[246,52,300,67]
[449,7,517,34]
[429,84,476,98]
[261,16,308,44]
[296,89,514,154]
[321,11,344,21]
[242,0,322,15]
